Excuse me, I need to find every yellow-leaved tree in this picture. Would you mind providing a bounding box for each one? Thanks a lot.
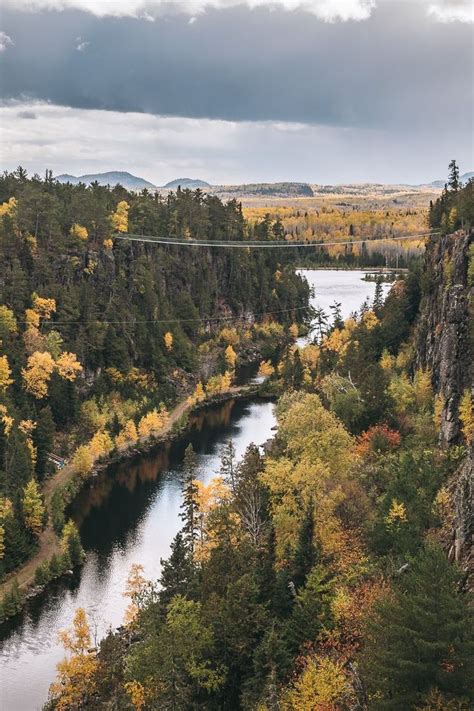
[49,608,98,711]
[116,420,138,450]
[225,344,237,370]
[110,200,129,233]
[89,430,113,460]
[262,392,355,561]
[0,497,13,560]
[33,295,56,320]
[188,381,206,406]
[0,304,17,337]
[194,477,231,562]
[22,351,56,398]
[164,332,173,351]
[56,352,83,381]
[0,355,13,393]
[22,479,45,536]
[0,196,17,217]
[282,655,354,710]
[70,223,88,241]
[123,563,148,625]
[124,680,146,711]
[138,409,169,439]
[459,389,473,443]
[385,498,408,527]
[258,360,274,377]
[219,327,239,346]
[289,323,299,339]
[72,444,94,479]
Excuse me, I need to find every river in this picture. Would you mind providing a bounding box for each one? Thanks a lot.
[0,269,390,711]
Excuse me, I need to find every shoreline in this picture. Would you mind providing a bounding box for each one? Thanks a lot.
[0,382,262,618]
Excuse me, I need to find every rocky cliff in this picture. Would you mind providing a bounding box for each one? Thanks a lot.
[417,229,473,587]
[416,229,472,446]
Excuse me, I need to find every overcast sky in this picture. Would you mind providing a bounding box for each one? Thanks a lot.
[0,0,472,184]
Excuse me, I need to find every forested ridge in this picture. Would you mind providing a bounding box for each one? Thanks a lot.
[43,176,473,710]
[0,168,310,593]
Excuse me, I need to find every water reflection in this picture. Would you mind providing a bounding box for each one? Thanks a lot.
[0,398,276,711]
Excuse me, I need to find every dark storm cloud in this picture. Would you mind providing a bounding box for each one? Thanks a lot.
[0,2,471,131]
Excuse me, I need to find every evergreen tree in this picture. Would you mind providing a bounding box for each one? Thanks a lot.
[292,499,318,589]
[272,548,295,619]
[292,350,304,390]
[234,444,267,547]
[33,405,55,480]
[286,564,333,653]
[220,439,236,492]
[242,621,291,709]
[363,545,474,709]
[61,520,84,567]
[159,532,195,607]
[330,300,344,329]
[448,159,460,192]
[179,444,199,555]
[373,276,384,316]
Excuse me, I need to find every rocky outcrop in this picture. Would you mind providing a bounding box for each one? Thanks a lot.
[448,448,473,591]
[416,230,472,446]
[417,229,473,587]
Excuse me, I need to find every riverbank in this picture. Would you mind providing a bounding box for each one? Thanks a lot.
[0,381,261,614]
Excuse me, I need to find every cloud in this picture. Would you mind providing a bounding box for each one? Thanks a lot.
[75,36,89,50]
[1,0,377,22]
[1,2,471,130]
[0,101,470,185]
[0,31,14,52]
[17,109,38,118]
[4,0,474,22]
[427,0,473,22]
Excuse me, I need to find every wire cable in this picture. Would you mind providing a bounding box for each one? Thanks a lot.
[113,231,439,249]
[17,304,311,327]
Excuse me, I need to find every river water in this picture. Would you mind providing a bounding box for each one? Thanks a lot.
[0,270,389,711]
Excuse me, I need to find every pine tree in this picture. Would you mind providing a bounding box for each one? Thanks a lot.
[159,532,195,607]
[220,439,236,492]
[179,444,199,555]
[33,405,55,480]
[330,301,344,329]
[22,479,45,536]
[292,500,318,589]
[448,159,460,192]
[292,350,304,390]
[287,564,333,653]
[363,545,474,709]
[61,520,84,567]
[234,444,266,547]
[242,621,290,709]
[373,276,384,316]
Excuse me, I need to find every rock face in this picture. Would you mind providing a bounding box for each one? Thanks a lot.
[417,229,473,587]
[450,449,473,585]
[416,230,472,446]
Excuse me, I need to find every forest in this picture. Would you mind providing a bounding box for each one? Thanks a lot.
[39,175,473,710]
[0,168,310,593]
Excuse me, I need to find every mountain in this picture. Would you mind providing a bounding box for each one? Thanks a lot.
[163,178,211,189]
[55,171,156,190]
[428,171,473,189]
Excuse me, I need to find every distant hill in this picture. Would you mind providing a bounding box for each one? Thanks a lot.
[55,171,157,190]
[428,171,473,189]
[214,182,314,197]
[163,178,211,189]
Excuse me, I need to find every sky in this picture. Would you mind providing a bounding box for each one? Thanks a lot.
[0,0,472,185]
